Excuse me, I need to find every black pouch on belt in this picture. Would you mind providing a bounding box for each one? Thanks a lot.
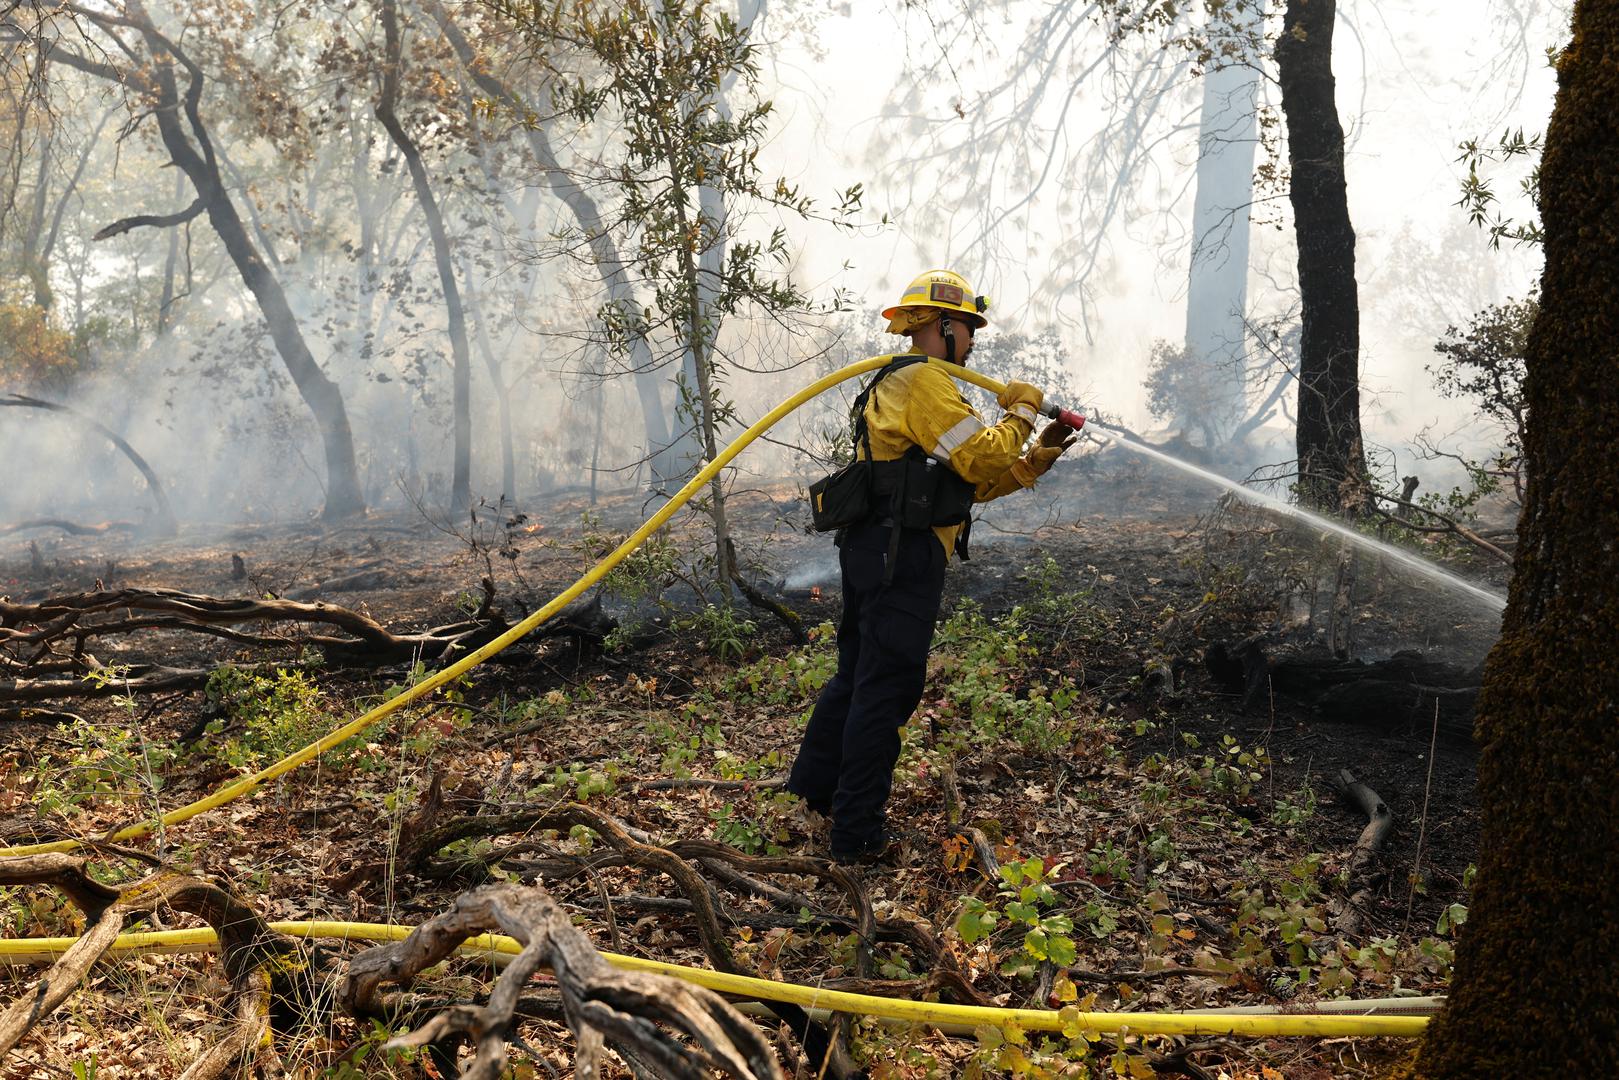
[809,459,872,532]
[807,355,930,534]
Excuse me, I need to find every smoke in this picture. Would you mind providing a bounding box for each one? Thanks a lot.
[0,0,1565,544]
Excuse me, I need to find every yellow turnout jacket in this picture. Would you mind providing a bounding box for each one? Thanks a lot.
[860,352,1046,559]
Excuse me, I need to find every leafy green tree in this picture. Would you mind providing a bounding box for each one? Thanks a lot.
[1429,295,1534,506]
[503,0,854,591]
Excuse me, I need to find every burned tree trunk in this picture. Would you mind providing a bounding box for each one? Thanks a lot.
[1205,638,1480,738]
[1276,0,1365,510]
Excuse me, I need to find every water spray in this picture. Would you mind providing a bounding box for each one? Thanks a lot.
[1021,387,1505,614]
[1084,425,1507,613]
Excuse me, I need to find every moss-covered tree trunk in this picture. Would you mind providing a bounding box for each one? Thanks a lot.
[1413,2,1619,1074]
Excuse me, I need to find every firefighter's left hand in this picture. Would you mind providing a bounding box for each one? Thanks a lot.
[1037,419,1077,452]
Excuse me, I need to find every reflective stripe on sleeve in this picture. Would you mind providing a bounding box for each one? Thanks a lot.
[1006,403,1039,426]
[931,414,986,460]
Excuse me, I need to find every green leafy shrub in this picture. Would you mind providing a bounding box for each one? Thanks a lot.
[725,621,838,705]
[675,603,758,664]
[932,601,1083,754]
[956,856,1080,979]
[203,666,332,768]
[34,720,174,819]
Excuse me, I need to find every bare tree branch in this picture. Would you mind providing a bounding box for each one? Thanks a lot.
[90,194,203,239]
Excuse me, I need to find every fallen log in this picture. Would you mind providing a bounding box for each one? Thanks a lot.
[0,519,141,537]
[1204,637,1479,737]
[1333,769,1395,938]
[0,586,615,698]
[283,566,395,601]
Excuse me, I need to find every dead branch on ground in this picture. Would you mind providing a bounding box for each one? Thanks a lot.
[343,882,784,1080]
[337,797,881,1077]
[1333,768,1395,937]
[0,587,611,698]
[0,853,309,1074]
[0,519,141,537]
[725,537,806,644]
[1,855,785,1079]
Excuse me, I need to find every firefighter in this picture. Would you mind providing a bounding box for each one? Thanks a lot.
[786,269,1077,863]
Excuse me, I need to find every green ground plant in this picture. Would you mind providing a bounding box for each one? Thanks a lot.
[724,621,838,705]
[34,668,174,826]
[34,719,174,822]
[957,856,1080,978]
[674,603,759,664]
[931,600,1085,754]
[203,666,333,769]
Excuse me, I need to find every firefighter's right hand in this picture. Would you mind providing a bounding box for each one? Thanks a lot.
[997,380,1044,426]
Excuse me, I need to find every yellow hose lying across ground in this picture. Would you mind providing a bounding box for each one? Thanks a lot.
[0,360,1431,1041]
[0,921,1428,1038]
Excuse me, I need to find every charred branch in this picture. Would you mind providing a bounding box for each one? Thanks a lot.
[342,882,784,1080]
[0,854,308,1062]
[725,538,806,643]
[339,798,866,1077]
[0,587,573,697]
[89,194,204,239]
[1204,637,1480,738]
[2,854,778,1079]
[0,518,140,536]
[1333,769,1395,937]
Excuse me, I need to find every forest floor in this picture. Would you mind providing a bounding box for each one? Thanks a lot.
[0,450,1512,1079]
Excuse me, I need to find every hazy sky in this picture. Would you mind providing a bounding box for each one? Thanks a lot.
[762,0,1561,456]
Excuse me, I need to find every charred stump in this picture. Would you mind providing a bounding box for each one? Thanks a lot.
[1205,637,1480,738]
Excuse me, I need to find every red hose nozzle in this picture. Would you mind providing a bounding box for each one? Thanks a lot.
[1045,405,1087,431]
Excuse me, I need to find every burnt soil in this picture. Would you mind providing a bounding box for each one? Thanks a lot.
[0,450,1509,1079]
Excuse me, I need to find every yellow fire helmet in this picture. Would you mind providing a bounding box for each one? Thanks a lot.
[882,269,991,333]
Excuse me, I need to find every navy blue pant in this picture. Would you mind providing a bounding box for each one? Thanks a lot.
[786,523,947,855]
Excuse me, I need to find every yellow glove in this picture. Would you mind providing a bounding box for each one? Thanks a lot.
[997,380,1044,428]
[1038,419,1077,451]
[1010,421,1077,486]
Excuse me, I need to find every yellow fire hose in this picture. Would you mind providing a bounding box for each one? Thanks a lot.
[0,357,1430,1039]
[0,921,1427,1038]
